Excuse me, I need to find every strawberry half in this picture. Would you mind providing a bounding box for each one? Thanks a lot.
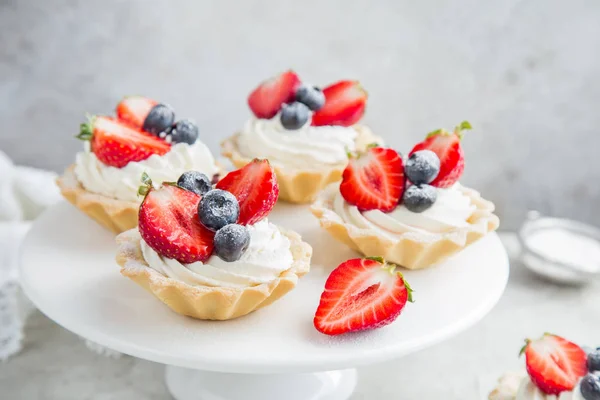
[116,96,157,129]
[77,116,170,168]
[216,159,279,225]
[340,146,405,212]
[311,80,367,127]
[409,121,472,188]
[520,333,588,395]
[247,70,301,119]
[314,257,413,336]
[138,175,214,263]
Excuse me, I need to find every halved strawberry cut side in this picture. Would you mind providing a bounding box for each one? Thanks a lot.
[314,257,413,336]
[311,80,367,127]
[138,182,214,264]
[216,159,279,225]
[340,146,405,212]
[521,333,588,395]
[247,70,301,119]
[116,96,158,129]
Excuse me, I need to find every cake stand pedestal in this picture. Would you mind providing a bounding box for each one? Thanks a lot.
[19,202,509,400]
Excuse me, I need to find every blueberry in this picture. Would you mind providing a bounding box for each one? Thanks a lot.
[280,102,310,130]
[143,104,175,135]
[198,189,239,231]
[214,224,251,262]
[177,171,211,196]
[403,184,437,213]
[295,85,325,111]
[580,374,600,400]
[405,150,440,185]
[167,119,199,145]
[588,350,600,372]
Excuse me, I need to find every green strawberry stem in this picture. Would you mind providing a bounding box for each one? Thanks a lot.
[427,120,473,140]
[519,338,531,357]
[75,114,96,141]
[138,172,153,197]
[374,258,415,303]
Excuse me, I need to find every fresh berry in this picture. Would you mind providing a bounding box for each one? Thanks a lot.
[165,119,199,144]
[214,224,251,262]
[405,150,440,185]
[340,146,405,212]
[247,70,301,119]
[143,104,175,135]
[177,171,212,196]
[198,189,240,231]
[314,257,413,336]
[138,176,214,263]
[581,374,600,400]
[409,121,472,188]
[216,159,278,225]
[77,116,170,168]
[403,184,437,213]
[520,333,588,395]
[311,80,367,127]
[116,96,157,129]
[588,350,600,372]
[295,85,325,111]
[280,102,310,130]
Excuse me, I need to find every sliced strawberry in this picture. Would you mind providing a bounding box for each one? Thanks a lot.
[340,146,405,212]
[311,80,367,127]
[216,159,279,225]
[247,70,301,119]
[77,116,170,168]
[521,333,588,395]
[314,257,413,336]
[116,96,157,129]
[138,178,214,263]
[409,121,472,188]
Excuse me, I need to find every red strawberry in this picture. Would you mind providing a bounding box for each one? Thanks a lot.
[409,121,472,188]
[314,257,413,336]
[247,70,301,119]
[520,333,588,395]
[311,80,367,127]
[340,146,405,212]
[216,159,279,225]
[77,116,170,168]
[116,96,157,129]
[138,176,214,264]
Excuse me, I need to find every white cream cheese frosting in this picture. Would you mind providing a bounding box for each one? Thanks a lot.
[140,220,293,289]
[74,141,219,202]
[491,371,584,400]
[236,116,359,169]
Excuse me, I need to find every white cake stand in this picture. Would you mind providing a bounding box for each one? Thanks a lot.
[20,201,509,400]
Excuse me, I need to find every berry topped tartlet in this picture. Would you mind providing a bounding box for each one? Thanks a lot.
[56,96,221,233]
[489,334,599,400]
[311,122,499,270]
[115,160,313,320]
[221,70,381,204]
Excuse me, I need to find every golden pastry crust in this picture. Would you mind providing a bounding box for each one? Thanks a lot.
[220,125,381,204]
[115,227,312,320]
[310,183,500,270]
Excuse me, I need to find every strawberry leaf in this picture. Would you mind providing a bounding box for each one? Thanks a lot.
[366,256,385,263]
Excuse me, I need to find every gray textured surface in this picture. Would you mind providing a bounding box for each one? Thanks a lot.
[1,0,599,230]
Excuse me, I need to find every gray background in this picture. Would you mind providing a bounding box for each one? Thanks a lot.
[2,0,599,230]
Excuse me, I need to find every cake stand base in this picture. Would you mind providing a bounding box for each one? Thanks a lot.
[165,366,357,400]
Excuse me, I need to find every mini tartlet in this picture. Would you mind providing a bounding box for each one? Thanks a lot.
[311,122,499,270]
[221,70,382,204]
[57,96,221,234]
[116,160,313,320]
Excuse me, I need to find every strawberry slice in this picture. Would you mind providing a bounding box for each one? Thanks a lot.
[247,70,301,119]
[311,80,367,127]
[314,257,413,336]
[216,159,279,225]
[340,146,405,212]
[409,121,472,188]
[138,176,214,263]
[520,333,588,395]
[77,116,170,168]
[116,96,158,129]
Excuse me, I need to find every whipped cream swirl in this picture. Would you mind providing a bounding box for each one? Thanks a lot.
[491,372,584,400]
[236,117,359,169]
[140,220,293,288]
[75,141,219,202]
